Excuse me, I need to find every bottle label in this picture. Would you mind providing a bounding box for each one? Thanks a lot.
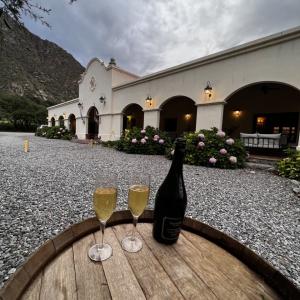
[161,217,182,240]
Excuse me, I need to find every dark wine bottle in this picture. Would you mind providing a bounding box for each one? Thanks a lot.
[152,138,187,244]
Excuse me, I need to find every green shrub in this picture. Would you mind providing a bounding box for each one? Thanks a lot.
[35,126,73,140]
[277,149,300,180]
[115,126,171,155]
[0,121,15,131]
[166,127,247,169]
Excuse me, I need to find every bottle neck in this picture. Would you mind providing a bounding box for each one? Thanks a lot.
[169,148,184,174]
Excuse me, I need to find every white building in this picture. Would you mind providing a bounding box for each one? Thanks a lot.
[48,27,300,150]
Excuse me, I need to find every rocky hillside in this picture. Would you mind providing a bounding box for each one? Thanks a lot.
[0,16,84,104]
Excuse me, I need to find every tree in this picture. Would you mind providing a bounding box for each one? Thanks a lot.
[0,0,77,28]
[0,0,51,27]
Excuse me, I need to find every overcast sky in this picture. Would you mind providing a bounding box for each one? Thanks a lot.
[22,0,300,75]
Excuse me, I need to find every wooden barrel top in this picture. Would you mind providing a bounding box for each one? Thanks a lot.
[0,210,299,300]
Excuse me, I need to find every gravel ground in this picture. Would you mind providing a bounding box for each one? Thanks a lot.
[0,132,299,289]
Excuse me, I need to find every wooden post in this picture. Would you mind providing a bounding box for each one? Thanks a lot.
[24,139,29,153]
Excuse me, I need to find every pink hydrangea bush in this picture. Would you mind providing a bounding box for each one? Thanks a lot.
[36,126,73,140]
[226,138,235,145]
[115,126,171,155]
[219,148,227,155]
[198,133,205,140]
[197,141,205,149]
[174,127,246,168]
[229,156,237,164]
[209,157,217,164]
[216,130,226,138]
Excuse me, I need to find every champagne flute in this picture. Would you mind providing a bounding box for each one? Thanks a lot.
[122,174,150,252]
[88,176,117,261]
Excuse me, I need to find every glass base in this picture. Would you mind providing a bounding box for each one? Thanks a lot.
[121,236,143,253]
[88,243,112,261]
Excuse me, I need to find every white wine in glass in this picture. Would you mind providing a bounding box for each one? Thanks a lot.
[128,185,149,217]
[122,175,150,253]
[88,177,117,261]
[94,187,117,221]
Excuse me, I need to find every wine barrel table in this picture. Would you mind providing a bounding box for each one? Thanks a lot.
[1,210,299,300]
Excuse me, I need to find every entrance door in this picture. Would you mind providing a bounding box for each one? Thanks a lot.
[69,114,76,135]
[87,107,99,139]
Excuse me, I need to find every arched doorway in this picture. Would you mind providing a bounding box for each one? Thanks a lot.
[58,116,64,127]
[159,96,196,139]
[51,117,55,127]
[122,104,144,130]
[222,82,300,147]
[69,114,76,135]
[87,106,99,139]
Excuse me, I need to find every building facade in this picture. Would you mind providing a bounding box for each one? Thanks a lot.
[48,27,300,150]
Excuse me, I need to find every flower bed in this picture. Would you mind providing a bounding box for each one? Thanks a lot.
[167,128,246,168]
[35,126,73,140]
[108,126,171,155]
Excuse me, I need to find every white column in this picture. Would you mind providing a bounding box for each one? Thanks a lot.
[64,118,69,130]
[143,109,160,129]
[98,114,113,141]
[76,116,88,139]
[110,113,123,141]
[296,131,300,151]
[196,102,225,131]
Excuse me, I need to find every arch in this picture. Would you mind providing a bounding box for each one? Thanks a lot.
[122,103,144,130]
[159,96,197,139]
[58,116,64,127]
[51,117,55,127]
[224,81,300,103]
[68,114,76,135]
[87,106,99,139]
[222,81,300,147]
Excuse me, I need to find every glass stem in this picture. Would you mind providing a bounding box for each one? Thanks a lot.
[99,221,106,249]
[131,216,138,241]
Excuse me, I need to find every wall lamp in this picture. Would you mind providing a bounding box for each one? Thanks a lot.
[257,116,266,127]
[99,96,106,105]
[204,81,213,98]
[145,96,153,107]
[184,114,192,121]
[77,102,85,124]
[233,110,241,118]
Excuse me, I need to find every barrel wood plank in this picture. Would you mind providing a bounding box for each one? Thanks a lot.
[182,231,279,299]
[113,224,184,299]
[39,248,77,300]
[72,234,111,300]
[141,223,250,299]
[94,228,146,300]
[175,229,277,300]
[137,224,218,299]
[1,211,298,300]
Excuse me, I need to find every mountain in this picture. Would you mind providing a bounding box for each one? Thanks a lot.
[0,16,84,105]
